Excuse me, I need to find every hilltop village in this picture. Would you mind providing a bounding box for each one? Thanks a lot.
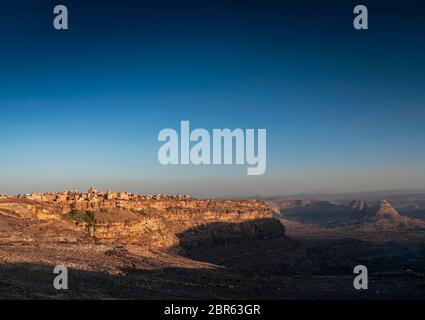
[16,187,194,213]
[8,187,268,218]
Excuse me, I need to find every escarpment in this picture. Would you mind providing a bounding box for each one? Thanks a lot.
[0,193,283,250]
[74,201,278,247]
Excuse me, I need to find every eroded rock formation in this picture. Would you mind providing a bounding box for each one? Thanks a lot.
[0,190,279,248]
[375,199,400,218]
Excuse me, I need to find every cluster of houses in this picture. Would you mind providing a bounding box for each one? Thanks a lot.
[14,187,193,212]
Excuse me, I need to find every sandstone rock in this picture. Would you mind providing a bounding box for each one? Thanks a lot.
[350,200,370,215]
[0,195,276,249]
[375,199,400,218]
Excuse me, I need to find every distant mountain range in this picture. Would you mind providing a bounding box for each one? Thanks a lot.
[271,197,425,232]
[265,188,425,202]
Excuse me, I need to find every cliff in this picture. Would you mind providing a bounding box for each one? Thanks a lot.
[81,201,275,247]
[0,197,278,249]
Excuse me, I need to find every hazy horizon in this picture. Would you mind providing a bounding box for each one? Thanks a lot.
[4,185,425,200]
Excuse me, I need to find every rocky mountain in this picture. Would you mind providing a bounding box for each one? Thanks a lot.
[1,192,425,299]
[350,200,370,215]
[274,198,425,232]
[375,199,400,218]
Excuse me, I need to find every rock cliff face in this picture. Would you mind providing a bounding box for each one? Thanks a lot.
[177,218,287,248]
[87,203,274,247]
[0,197,278,249]
[175,218,295,273]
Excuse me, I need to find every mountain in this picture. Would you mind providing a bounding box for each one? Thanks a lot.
[273,197,425,231]
[1,193,425,299]
[350,200,370,215]
[375,199,400,219]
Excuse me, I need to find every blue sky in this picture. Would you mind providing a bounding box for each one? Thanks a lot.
[0,0,424,196]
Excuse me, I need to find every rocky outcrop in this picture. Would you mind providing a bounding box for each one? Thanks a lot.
[355,199,425,231]
[0,198,62,220]
[0,199,86,243]
[350,200,370,215]
[87,205,274,247]
[375,199,400,218]
[0,197,277,249]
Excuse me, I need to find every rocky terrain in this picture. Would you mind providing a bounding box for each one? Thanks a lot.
[1,190,425,299]
[273,197,425,239]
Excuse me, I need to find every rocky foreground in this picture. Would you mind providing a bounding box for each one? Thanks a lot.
[1,193,425,299]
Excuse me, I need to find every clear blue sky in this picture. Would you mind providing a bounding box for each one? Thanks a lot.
[0,0,424,197]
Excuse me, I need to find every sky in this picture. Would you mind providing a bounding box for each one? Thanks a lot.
[0,0,424,197]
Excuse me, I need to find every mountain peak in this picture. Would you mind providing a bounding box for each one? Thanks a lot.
[376,199,400,218]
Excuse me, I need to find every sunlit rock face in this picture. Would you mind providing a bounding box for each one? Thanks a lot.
[350,200,371,215]
[0,195,277,248]
[376,199,400,218]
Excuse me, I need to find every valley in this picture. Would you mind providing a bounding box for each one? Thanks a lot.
[1,189,425,299]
